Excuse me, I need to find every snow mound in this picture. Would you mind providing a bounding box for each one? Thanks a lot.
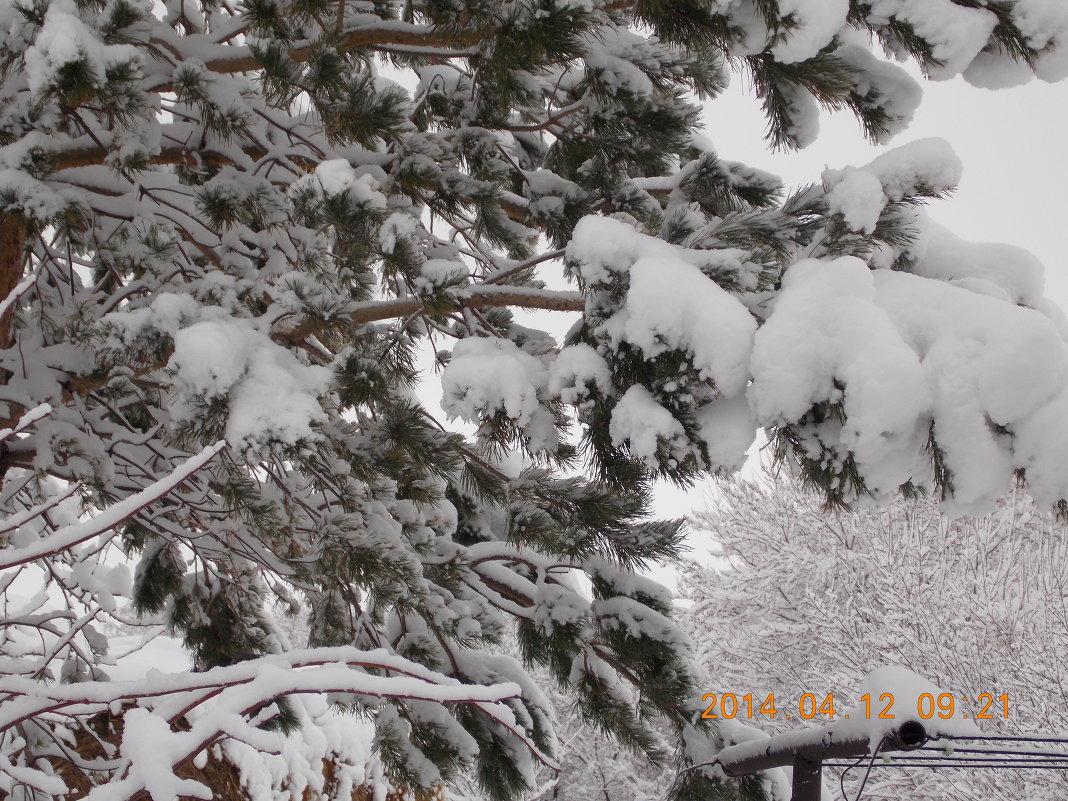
[840,665,983,744]
[170,319,332,448]
[823,138,962,233]
[441,336,559,451]
[751,256,1068,512]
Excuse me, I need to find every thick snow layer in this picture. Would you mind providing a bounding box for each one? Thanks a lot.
[415,258,466,293]
[696,393,757,473]
[912,216,1046,308]
[770,0,848,64]
[609,385,686,468]
[170,320,332,447]
[840,665,982,742]
[441,336,558,451]
[750,258,931,495]
[879,270,1068,513]
[865,0,997,80]
[532,584,591,637]
[751,255,1068,513]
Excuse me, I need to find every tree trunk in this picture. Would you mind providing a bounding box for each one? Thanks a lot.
[0,214,27,349]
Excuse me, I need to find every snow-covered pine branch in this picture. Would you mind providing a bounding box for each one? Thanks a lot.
[0,441,226,570]
[1,0,1067,799]
[0,646,526,800]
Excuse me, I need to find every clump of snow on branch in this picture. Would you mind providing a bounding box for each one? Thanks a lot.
[695,394,757,473]
[298,159,389,208]
[441,336,559,452]
[609,385,688,469]
[547,343,613,407]
[169,320,332,447]
[600,247,757,396]
[832,39,923,142]
[21,0,140,95]
[823,138,962,233]
[769,0,848,63]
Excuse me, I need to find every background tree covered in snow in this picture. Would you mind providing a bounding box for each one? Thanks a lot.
[1,0,1068,798]
[679,472,1068,801]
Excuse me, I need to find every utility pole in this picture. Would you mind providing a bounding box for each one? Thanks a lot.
[714,720,929,801]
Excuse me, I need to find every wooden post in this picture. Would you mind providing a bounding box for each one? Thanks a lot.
[791,754,823,801]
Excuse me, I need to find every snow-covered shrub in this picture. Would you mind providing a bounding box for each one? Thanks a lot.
[681,472,1068,800]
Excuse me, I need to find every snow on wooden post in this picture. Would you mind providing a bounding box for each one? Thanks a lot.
[717,720,929,800]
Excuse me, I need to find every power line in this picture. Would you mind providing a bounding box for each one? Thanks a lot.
[699,720,1068,801]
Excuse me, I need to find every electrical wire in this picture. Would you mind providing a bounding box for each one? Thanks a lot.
[935,739,1068,751]
[839,736,885,801]
[825,761,1068,771]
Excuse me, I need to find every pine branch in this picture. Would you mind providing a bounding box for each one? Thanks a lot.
[147,21,484,91]
[275,286,585,342]
[0,287,582,432]
[0,442,227,570]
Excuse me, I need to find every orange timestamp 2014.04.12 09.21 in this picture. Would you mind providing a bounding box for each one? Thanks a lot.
[700,692,1010,721]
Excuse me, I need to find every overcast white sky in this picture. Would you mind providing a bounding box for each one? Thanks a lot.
[650,66,1068,525]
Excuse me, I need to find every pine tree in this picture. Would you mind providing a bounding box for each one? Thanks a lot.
[0,0,1067,799]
